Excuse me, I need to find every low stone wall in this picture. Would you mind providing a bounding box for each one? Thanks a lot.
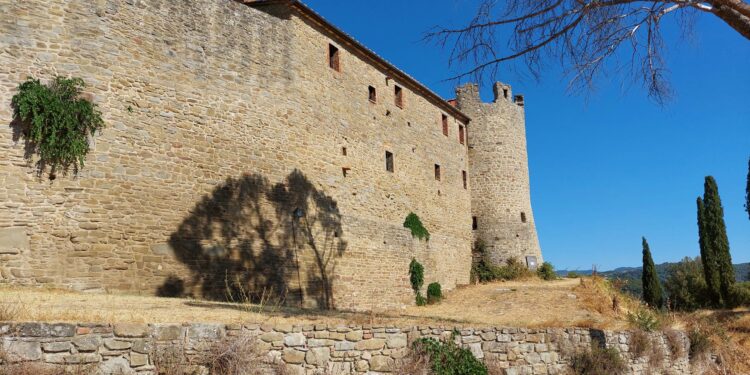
[0,322,691,374]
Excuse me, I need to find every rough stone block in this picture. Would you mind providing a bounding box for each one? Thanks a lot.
[0,227,28,254]
[370,355,394,371]
[18,323,75,337]
[114,323,147,338]
[260,332,284,343]
[354,338,385,351]
[153,324,183,341]
[42,341,71,353]
[282,348,305,364]
[283,332,305,347]
[129,352,148,367]
[305,347,330,366]
[98,357,137,375]
[187,324,223,340]
[73,335,102,352]
[3,340,42,361]
[104,338,132,350]
[386,334,407,349]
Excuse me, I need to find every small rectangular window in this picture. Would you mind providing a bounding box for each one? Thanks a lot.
[342,147,347,156]
[342,167,350,177]
[328,44,340,71]
[459,125,465,145]
[472,216,478,230]
[394,85,403,108]
[434,164,441,181]
[442,114,449,136]
[462,170,467,189]
[368,86,377,103]
[385,151,394,172]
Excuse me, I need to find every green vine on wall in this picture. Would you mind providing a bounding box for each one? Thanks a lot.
[11,76,104,178]
[409,258,426,306]
[404,212,430,240]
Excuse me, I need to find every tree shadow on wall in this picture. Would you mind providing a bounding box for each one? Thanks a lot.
[162,169,347,310]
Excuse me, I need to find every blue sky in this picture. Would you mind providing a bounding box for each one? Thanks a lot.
[304,1,750,271]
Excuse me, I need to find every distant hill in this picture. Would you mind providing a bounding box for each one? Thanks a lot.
[558,262,750,297]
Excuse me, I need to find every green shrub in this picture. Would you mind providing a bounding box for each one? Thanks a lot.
[427,282,442,304]
[664,257,710,311]
[567,271,581,278]
[471,256,533,283]
[404,212,430,240]
[409,258,425,306]
[571,345,626,375]
[11,76,104,177]
[413,336,488,375]
[728,282,750,308]
[627,308,661,332]
[537,262,557,280]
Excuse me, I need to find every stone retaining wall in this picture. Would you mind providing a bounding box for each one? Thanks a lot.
[0,322,691,374]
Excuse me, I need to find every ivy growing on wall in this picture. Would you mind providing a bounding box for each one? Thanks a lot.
[409,258,426,306]
[11,76,104,178]
[404,212,430,240]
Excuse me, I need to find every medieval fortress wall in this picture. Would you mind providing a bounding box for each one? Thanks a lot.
[0,0,540,310]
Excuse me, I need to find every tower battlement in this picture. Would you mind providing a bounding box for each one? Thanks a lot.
[457,82,543,268]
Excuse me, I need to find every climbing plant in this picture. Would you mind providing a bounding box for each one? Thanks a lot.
[409,258,426,306]
[11,76,104,178]
[404,212,430,240]
[413,335,488,375]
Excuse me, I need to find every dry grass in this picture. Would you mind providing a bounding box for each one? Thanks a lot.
[0,278,625,328]
[677,309,750,375]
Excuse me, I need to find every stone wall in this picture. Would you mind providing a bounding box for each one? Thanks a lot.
[457,83,543,268]
[0,0,474,310]
[0,322,691,374]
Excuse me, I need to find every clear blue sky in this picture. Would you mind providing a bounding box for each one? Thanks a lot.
[304,0,750,271]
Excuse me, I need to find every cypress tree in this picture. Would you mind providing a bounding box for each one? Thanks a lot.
[703,176,734,307]
[697,197,721,306]
[641,237,664,308]
[745,157,749,221]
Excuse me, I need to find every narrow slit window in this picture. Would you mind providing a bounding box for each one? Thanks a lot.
[472,216,478,230]
[368,86,377,103]
[394,85,403,108]
[385,151,394,172]
[442,114,448,136]
[342,147,347,156]
[458,125,465,144]
[434,164,441,181]
[342,167,350,177]
[503,88,508,99]
[521,212,527,223]
[462,170,467,189]
[328,44,340,71]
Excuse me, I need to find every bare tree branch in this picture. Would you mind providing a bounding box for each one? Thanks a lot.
[427,0,750,103]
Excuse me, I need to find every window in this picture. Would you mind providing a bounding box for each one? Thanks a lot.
[434,164,441,181]
[394,85,403,108]
[368,86,377,103]
[472,216,478,230]
[458,125,465,145]
[385,151,394,172]
[342,167,350,177]
[442,114,448,136]
[521,212,527,223]
[342,147,347,156]
[328,44,340,71]
[503,88,509,99]
[462,170,467,189]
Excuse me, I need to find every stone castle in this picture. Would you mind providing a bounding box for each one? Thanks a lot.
[0,0,542,310]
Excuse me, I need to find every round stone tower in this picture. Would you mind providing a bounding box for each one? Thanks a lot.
[456,82,543,268]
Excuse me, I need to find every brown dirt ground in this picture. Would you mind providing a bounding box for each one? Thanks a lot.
[0,278,622,328]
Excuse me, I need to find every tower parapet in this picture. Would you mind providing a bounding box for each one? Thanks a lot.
[457,82,543,268]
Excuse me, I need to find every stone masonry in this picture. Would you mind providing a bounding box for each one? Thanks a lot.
[0,0,539,310]
[457,83,543,268]
[0,322,690,374]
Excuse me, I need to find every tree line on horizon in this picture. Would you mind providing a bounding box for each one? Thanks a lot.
[640,160,750,311]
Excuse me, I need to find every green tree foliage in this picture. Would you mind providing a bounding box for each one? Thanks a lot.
[11,76,104,177]
[403,212,430,240]
[703,176,735,307]
[641,237,664,308]
[537,262,557,280]
[413,336,488,375]
[697,197,722,307]
[664,257,709,311]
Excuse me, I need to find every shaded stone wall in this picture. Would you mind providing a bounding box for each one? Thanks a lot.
[0,322,691,374]
[457,83,543,268]
[0,0,473,310]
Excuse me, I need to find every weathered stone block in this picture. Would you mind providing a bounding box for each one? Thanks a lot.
[260,332,284,343]
[73,335,102,352]
[370,355,394,371]
[18,323,75,337]
[386,334,407,349]
[42,341,71,353]
[129,352,148,367]
[305,347,330,366]
[282,348,305,364]
[104,338,132,350]
[354,338,385,351]
[3,340,42,361]
[153,324,183,341]
[283,332,305,347]
[114,323,147,338]
[187,324,224,340]
[97,357,137,375]
[0,227,28,254]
